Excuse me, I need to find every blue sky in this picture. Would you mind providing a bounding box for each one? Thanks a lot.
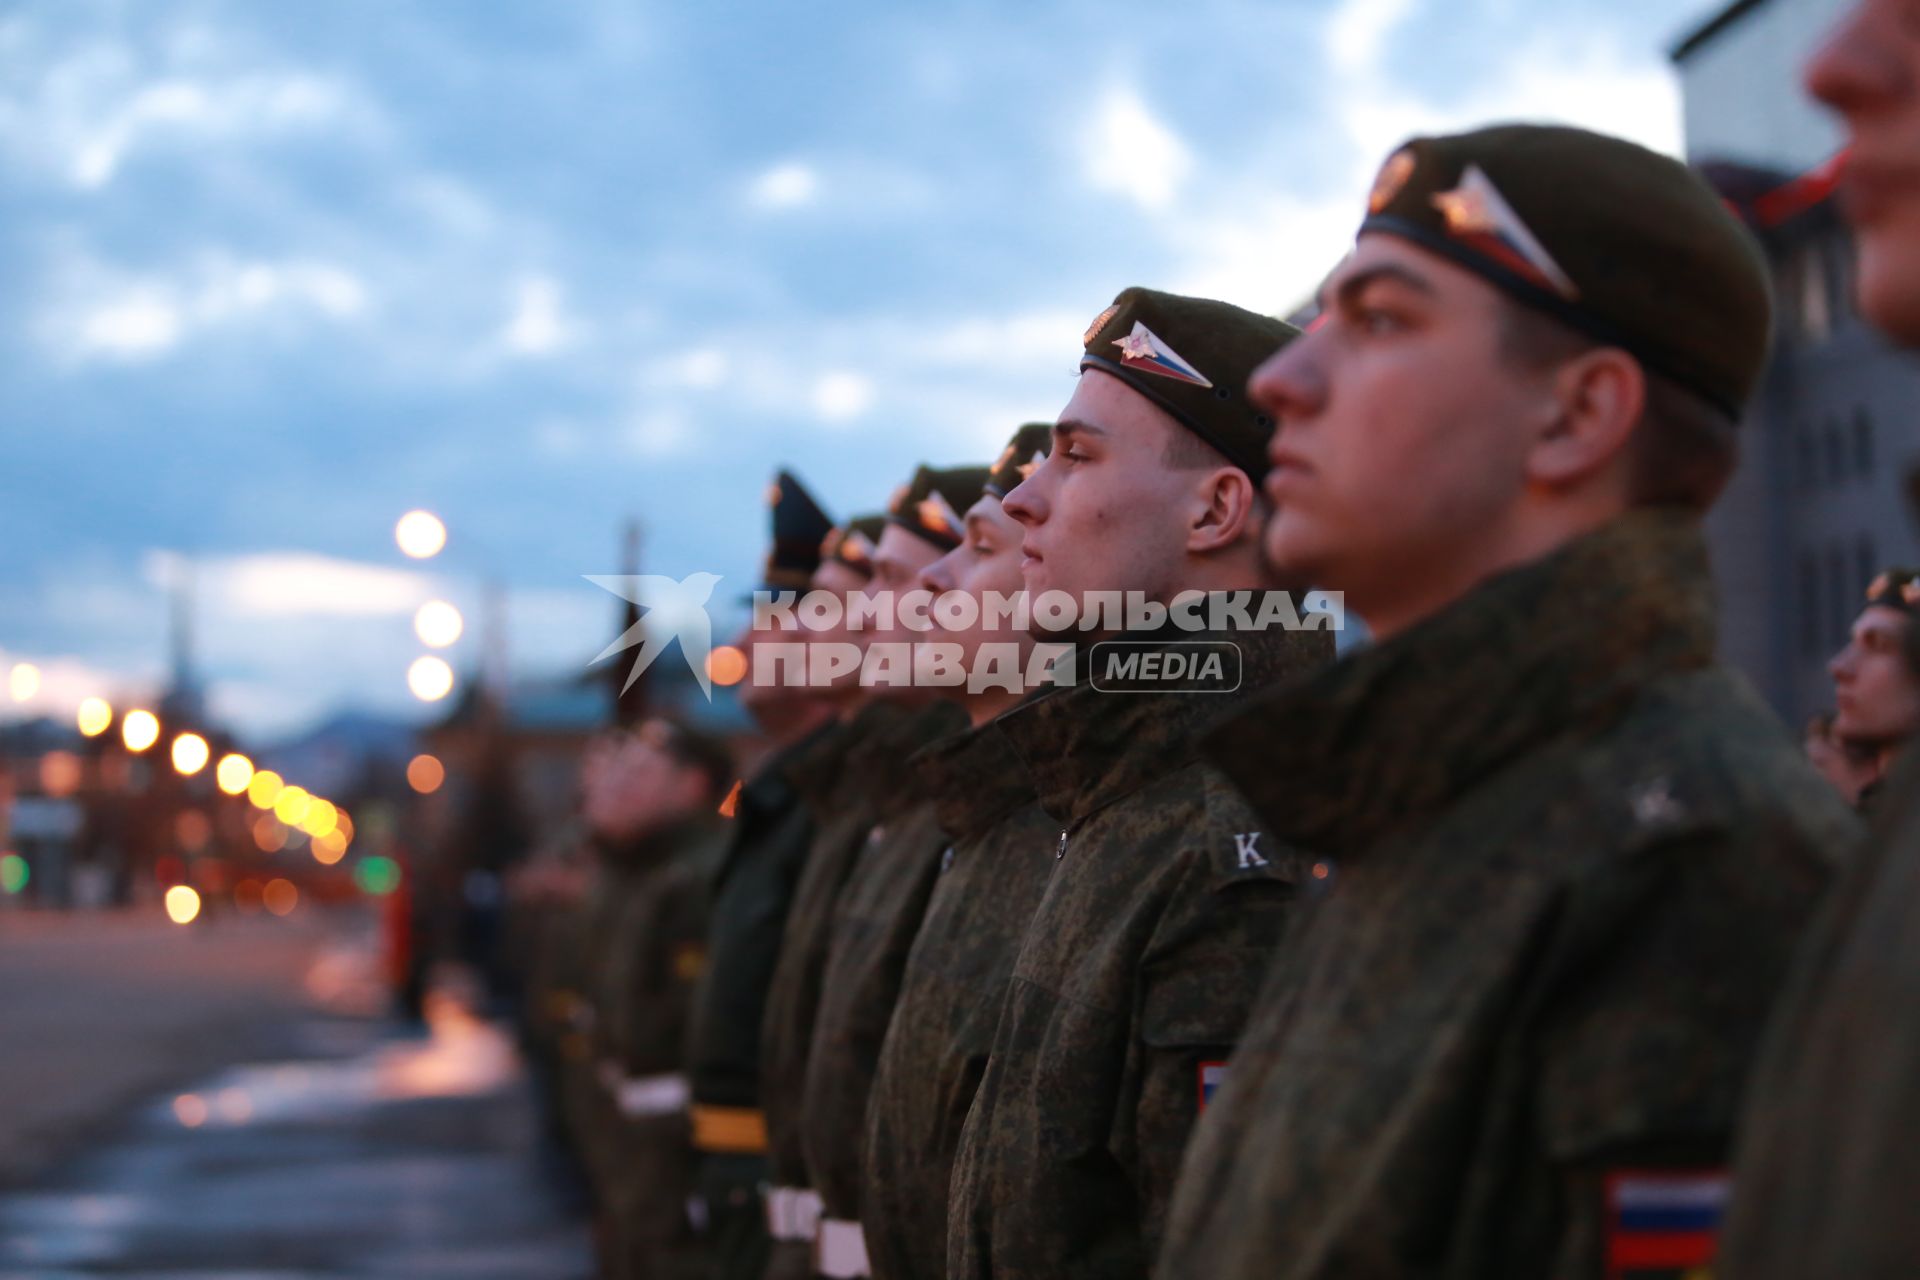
[0,0,1720,740]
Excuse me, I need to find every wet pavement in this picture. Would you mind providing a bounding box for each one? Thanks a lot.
[0,910,327,1186]
[0,957,592,1278]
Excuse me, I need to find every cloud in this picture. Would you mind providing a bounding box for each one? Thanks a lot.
[68,72,362,188]
[1326,0,1420,75]
[1083,86,1192,213]
[748,161,820,210]
[0,653,157,723]
[644,346,729,391]
[42,249,369,364]
[623,409,692,458]
[201,552,438,619]
[1166,25,1682,314]
[0,24,381,191]
[501,274,574,357]
[811,371,875,423]
[78,293,182,359]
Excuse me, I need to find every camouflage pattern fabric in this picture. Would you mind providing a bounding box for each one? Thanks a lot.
[946,621,1332,1280]
[862,722,1058,1280]
[1718,764,1914,1279]
[1158,512,1857,1280]
[758,699,963,1280]
[596,819,728,1280]
[686,721,847,1280]
[798,786,947,1220]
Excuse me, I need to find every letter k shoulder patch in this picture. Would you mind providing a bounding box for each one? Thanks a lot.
[1208,829,1307,890]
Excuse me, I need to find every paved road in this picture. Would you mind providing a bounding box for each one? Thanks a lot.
[0,908,334,1187]
[0,908,592,1278]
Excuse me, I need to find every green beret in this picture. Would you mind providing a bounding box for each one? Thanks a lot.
[985,423,1053,499]
[1080,287,1299,479]
[760,469,834,592]
[886,465,991,552]
[820,514,887,579]
[1866,567,1920,614]
[1360,123,1772,416]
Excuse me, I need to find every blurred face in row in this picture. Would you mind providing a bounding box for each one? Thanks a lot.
[581,724,710,844]
[919,493,1033,688]
[862,523,950,702]
[1830,603,1920,746]
[1003,369,1260,606]
[1808,0,1920,344]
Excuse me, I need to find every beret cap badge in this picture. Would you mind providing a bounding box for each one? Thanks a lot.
[1369,148,1416,214]
[1430,164,1579,301]
[1865,569,1920,612]
[1111,321,1213,388]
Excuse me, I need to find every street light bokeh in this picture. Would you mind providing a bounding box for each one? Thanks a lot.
[407,753,446,794]
[171,733,210,776]
[273,785,312,827]
[122,709,160,753]
[77,697,113,737]
[301,797,339,839]
[215,753,254,796]
[164,885,202,925]
[8,663,40,702]
[395,510,447,559]
[414,600,464,648]
[246,769,285,809]
[407,655,454,702]
[708,645,749,687]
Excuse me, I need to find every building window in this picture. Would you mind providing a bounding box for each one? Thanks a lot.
[1827,236,1854,329]
[1834,235,1858,325]
[1797,425,1818,492]
[1825,421,1847,486]
[1830,544,1851,649]
[1801,554,1821,658]
[1854,406,1875,477]
[1802,243,1833,343]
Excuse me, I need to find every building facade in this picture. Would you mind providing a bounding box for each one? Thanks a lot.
[1677,0,1920,724]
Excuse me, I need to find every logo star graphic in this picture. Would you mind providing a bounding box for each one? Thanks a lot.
[584,572,723,700]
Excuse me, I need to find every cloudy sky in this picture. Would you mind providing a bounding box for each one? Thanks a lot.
[0,0,1719,741]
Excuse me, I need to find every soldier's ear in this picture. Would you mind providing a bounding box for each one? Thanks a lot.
[1187,466,1259,554]
[1524,347,1644,494]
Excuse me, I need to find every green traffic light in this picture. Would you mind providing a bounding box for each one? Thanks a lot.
[353,856,400,896]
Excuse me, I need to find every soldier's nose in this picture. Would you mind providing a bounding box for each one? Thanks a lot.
[1249,340,1322,430]
[1000,476,1045,527]
[1806,7,1903,117]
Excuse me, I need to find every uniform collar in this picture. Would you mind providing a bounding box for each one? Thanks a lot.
[999,608,1333,828]
[1205,510,1718,857]
[743,718,845,821]
[848,700,969,821]
[914,718,1038,841]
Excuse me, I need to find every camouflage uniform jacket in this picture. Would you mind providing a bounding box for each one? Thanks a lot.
[599,818,730,1080]
[946,621,1332,1280]
[862,722,1058,1280]
[1717,768,1911,1277]
[687,720,848,1118]
[797,781,946,1222]
[1158,512,1856,1280]
[760,700,965,1190]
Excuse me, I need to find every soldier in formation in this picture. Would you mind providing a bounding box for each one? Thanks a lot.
[496,6,1920,1271]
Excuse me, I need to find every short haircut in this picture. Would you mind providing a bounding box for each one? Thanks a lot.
[1495,299,1741,511]
[636,717,733,801]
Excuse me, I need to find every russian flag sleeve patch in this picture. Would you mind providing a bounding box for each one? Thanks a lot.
[1604,1168,1727,1280]
[1197,1061,1226,1114]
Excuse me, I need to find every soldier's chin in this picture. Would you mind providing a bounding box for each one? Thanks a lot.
[1261,514,1321,585]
